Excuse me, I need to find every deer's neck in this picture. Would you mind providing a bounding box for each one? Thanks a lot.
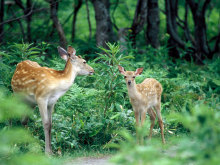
[61,58,77,84]
[127,81,141,100]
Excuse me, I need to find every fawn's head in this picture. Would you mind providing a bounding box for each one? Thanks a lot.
[58,46,94,75]
[118,65,144,86]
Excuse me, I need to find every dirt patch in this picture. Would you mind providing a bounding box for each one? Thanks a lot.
[65,156,113,165]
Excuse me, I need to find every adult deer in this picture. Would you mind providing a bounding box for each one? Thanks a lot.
[118,65,165,144]
[11,46,94,154]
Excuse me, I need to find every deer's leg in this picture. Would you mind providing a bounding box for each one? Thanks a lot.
[134,110,140,143]
[155,103,165,144]
[47,104,55,152]
[140,110,146,126]
[147,108,156,140]
[21,102,36,126]
[21,116,29,126]
[134,110,140,127]
[37,98,52,154]
[140,109,147,145]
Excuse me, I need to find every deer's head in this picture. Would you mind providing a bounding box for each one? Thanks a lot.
[118,65,143,87]
[58,46,94,75]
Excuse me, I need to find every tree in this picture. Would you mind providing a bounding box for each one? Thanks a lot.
[146,0,160,48]
[91,0,116,48]
[186,0,219,60]
[47,0,67,48]
[14,0,33,42]
[72,0,83,42]
[0,0,4,43]
[130,0,147,47]
[165,0,184,58]
[165,0,219,63]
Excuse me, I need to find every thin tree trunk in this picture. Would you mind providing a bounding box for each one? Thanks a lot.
[0,0,4,43]
[146,0,159,48]
[49,0,67,48]
[85,0,92,40]
[130,0,147,47]
[186,0,211,61]
[91,0,116,48]
[26,0,32,42]
[165,0,185,58]
[72,0,82,42]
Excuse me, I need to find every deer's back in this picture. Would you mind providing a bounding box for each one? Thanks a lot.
[11,60,60,95]
[137,78,162,96]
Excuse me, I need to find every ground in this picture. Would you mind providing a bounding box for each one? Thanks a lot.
[65,156,112,165]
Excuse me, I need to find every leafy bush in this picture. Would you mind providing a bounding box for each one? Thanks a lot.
[111,103,220,165]
[0,42,219,157]
[0,89,61,165]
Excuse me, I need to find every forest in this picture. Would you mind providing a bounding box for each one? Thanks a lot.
[0,0,219,164]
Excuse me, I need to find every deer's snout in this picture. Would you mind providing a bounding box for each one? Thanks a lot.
[89,68,95,75]
[128,80,131,85]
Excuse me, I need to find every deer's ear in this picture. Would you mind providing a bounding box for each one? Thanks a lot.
[135,67,144,76]
[118,65,126,75]
[67,46,77,59]
[58,46,69,61]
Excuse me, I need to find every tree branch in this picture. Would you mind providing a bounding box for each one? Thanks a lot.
[0,3,35,26]
[166,0,185,48]
[14,0,25,10]
[111,0,119,31]
[72,0,83,41]
[85,0,92,40]
[211,31,220,55]
[202,0,211,15]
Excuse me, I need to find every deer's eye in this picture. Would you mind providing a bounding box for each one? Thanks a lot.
[124,76,127,79]
[83,61,86,64]
[132,76,135,78]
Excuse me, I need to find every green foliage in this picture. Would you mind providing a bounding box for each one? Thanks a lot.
[0,41,219,163]
[0,42,50,89]
[0,89,61,165]
[111,104,220,165]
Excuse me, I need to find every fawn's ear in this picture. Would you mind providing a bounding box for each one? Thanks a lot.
[118,65,126,75]
[67,46,77,59]
[135,67,144,76]
[58,46,69,61]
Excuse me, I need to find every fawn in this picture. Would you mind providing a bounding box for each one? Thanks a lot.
[118,65,165,144]
[11,46,94,154]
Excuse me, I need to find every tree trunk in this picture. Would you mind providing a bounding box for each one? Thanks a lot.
[26,0,32,42]
[146,0,159,48]
[49,0,67,48]
[130,0,148,47]
[91,0,116,48]
[0,0,4,43]
[186,0,211,62]
[165,0,185,58]
[85,0,92,40]
[72,0,83,42]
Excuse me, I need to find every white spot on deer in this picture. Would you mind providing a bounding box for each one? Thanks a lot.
[22,70,28,74]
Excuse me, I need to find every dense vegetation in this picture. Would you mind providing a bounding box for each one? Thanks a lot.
[0,0,219,164]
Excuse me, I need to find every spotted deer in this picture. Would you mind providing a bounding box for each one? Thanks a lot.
[118,65,165,144]
[11,46,94,154]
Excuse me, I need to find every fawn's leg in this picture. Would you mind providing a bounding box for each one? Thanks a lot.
[140,110,147,145]
[134,110,140,143]
[147,108,156,139]
[155,102,165,144]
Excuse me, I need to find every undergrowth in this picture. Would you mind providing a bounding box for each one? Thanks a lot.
[0,42,219,163]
